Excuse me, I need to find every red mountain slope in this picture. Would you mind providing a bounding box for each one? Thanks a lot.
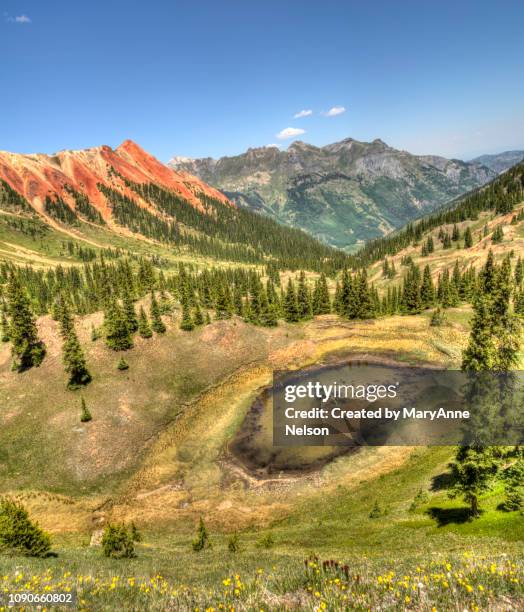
[0,140,231,222]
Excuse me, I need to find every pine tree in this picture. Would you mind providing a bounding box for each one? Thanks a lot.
[283,278,299,323]
[6,274,46,372]
[180,300,195,331]
[312,273,331,315]
[193,303,205,326]
[514,256,524,287]
[259,288,278,327]
[464,226,473,248]
[105,299,133,351]
[452,224,460,241]
[150,292,166,333]
[80,397,92,422]
[420,265,435,309]
[122,286,138,333]
[232,284,244,317]
[354,270,374,319]
[462,296,496,370]
[296,271,312,320]
[492,225,504,244]
[60,300,92,389]
[0,309,9,342]
[117,357,129,370]
[401,264,422,314]
[214,284,233,320]
[0,498,52,557]
[192,517,211,551]
[481,250,497,294]
[448,446,499,517]
[137,306,153,338]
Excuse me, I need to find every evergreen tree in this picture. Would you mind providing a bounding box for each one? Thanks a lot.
[137,306,153,338]
[259,288,278,327]
[514,256,524,287]
[80,397,92,422]
[232,283,244,317]
[464,226,473,248]
[296,271,313,320]
[448,446,499,517]
[420,265,435,309]
[401,264,422,314]
[312,273,331,315]
[104,298,133,351]
[1,309,9,342]
[452,224,460,241]
[62,323,92,389]
[192,517,211,551]
[122,286,138,333]
[193,303,205,326]
[6,274,46,371]
[492,225,504,244]
[354,270,374,319]
[462,296,496,370]
[180,300,195,331]
[214,284,233,320]
[0,498,52,557]
[150,292,166,333]
[101,523,136,558]
[283,278,299,323]
[117,357,129,370]
[481,249,497,294]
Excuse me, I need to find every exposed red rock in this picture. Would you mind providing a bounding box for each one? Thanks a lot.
[0,140,232,223]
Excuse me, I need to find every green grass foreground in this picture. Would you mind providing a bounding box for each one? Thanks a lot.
[0,548,521,611]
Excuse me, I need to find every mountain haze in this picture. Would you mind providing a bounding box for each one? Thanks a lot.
[470,150,524,174]
[169,138,497,251]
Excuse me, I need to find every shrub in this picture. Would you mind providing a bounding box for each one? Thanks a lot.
[256,532,274,549]
[101,523,136,558]
[227,532,240,553]
[0,498,52,557]
[369,500,389,519]
[192,517,211,551]
[91,325,103,341]
[117,357,129,370]
[430,307,446,327]
[409,488,429,512]
[130,522,142,542]
[80,397,92,422]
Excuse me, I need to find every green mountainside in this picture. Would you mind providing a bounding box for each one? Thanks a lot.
[169,138,498,251]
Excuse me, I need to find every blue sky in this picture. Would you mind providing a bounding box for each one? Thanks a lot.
[2,0,524,161]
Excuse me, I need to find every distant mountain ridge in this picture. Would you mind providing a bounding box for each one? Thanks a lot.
[470,150,524,174]
[169,138,500,251]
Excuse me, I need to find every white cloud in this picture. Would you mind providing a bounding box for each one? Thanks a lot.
[5,14,31,23]
[265,143,281,148]
[277,127,306,140]
[294,109,313,119]
[323,106,346,117]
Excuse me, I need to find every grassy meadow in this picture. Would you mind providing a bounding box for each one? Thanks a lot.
[0,206,523,610]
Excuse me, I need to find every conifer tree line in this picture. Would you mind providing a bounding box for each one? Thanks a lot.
[3,247,524,353]
[2,168,352,273]
[99,174,352,273]
[357,160,524,266]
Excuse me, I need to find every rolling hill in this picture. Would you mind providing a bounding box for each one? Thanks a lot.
[169,137,497,251]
